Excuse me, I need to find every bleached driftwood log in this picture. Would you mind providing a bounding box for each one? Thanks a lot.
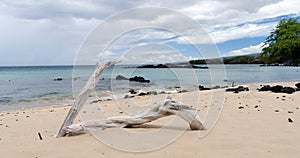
[56,60,205,137]
[64,96,205,135]
[56,61,120,137]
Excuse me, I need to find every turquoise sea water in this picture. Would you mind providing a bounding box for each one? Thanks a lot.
[0,64,299,111]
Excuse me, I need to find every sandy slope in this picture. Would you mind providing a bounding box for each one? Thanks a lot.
[0,82,299,158]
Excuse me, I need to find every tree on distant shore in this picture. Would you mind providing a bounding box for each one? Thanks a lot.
[261,18,300,65]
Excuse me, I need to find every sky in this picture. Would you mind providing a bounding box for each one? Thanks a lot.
[0,0,299,66]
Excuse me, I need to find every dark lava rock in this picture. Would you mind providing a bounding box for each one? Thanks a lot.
[137,92,148,96]
[129,89,137,94]
[271,85,283,93]
[129,76,150,83]
[237,86,249,91]
[199,85,211,91]
[295,83,300,88]
[260,85,297,94]
[178,90,188,93]
[238,106,244,109]
[274,110,279,112]
[116,75,128,80]
[258,85,271,91]
[226,86,249,93]
[147,91,158,95]
[281,87,295,94]
[288,118,293,123]
[53,78,63,81]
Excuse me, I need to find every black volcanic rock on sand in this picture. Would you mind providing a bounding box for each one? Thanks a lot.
[258,84,297,94]
[258,85,271,91]
[296,83,300,88]
[198,85,211,91]
[226,86,249,93]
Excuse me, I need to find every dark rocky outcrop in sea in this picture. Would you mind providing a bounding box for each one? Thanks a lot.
[137,64,208,69]
[129,89,137,94]
[226,86,249,93]
[137,64,168,68]
[116,75,128,80]
[258,84,298,94]
[129,76,150,83]
[53,78,63,81]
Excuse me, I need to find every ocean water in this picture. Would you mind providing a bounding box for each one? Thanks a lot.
[0,64,299,111]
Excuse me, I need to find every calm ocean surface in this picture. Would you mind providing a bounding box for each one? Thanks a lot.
[0,64,299,111]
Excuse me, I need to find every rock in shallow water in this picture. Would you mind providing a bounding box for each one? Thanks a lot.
[53,77,63,81]
[129,76,150,83]
[116,75,128,80]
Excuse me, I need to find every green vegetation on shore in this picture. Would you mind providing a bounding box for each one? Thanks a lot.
[260,18,300,65]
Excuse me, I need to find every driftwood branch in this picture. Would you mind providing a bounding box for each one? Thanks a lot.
[64,96,205,135]
[56,60,205,137]
[56,61,120,137]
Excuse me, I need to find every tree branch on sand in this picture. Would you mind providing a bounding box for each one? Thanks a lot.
[56,61,205,137]
[64,96,205,135]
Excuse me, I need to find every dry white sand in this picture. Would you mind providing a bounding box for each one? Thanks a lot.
[0,82,299,158]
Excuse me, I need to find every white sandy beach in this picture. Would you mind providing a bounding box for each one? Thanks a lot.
[0,82,299,158]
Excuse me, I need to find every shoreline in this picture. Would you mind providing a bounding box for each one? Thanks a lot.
[0,80,299,113]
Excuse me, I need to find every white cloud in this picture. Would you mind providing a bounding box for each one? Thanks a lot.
[223,43,266,57]
[0,0,299,65]
[210,22,278,43]
[258,0,300,18]
[180,0,300,43]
